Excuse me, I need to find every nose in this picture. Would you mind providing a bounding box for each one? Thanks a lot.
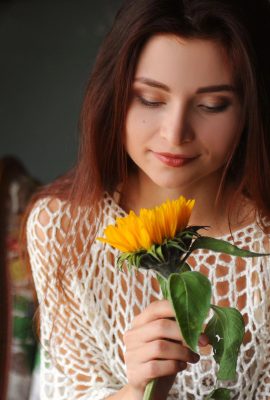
[160,102,194,145]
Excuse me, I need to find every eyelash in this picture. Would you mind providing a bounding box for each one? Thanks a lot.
[199,103,230,113]
[136,95,230,113]
[136,95,165,108]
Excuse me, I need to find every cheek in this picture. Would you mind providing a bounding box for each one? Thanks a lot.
[124,109,142,154]
[219,116,243,154]
[201,113,243,158]
[125,107,156,147]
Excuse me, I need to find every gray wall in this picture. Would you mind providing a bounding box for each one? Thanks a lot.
[0,0,122,183]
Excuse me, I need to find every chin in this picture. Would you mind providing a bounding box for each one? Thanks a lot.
[151,176,189,191]
[150,170,205,192]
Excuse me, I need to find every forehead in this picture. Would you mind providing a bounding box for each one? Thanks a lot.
[135,34,234,91]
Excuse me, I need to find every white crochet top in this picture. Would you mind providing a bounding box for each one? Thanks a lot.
[26,193,270,399]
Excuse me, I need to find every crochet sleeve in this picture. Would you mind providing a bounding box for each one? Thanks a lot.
[256,336,270,398]
[26,197,122,400]
[256,256,270,399]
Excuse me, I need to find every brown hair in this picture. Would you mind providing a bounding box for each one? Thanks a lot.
[21,0,270,357]
[25,0,270,227]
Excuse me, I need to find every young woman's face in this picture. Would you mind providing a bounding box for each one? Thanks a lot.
[125,34,244,192]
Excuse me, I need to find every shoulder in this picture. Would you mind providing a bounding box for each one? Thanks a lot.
[26,192,123,256]
[26,194,109,262]
[27,195,68,227]
[26,196,70,250]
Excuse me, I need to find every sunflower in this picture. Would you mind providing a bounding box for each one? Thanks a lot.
[98,196,195,253]
[97,194,261,400]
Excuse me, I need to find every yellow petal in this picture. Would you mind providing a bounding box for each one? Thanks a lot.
[97,195,195,252]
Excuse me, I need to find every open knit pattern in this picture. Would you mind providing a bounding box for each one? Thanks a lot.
[26,193,270,399]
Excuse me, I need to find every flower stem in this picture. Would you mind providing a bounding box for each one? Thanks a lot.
[143,378,157,400]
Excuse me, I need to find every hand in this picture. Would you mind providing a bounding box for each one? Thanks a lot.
[123,299,209,400]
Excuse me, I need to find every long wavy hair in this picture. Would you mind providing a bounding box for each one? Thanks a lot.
[79,0,270,222]
[25,0,270,227]
[21,0,270,350]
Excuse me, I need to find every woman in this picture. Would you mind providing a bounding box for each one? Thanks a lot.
[25,0,270,398]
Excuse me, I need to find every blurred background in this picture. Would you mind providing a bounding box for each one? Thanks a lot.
[0,0,122,184]
[0,1,122,399]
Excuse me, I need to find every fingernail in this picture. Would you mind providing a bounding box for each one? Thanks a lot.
[179,361,187,370]
[199,334,209,346]
[191,353,200,363]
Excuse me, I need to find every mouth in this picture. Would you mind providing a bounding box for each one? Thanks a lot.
[153,152,199,167]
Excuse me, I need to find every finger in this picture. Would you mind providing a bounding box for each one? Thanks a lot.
[198,333,209,346]
[125,318,182,348]
[131,300,174,328]
[127,359,187,387]
[126,340,200,365]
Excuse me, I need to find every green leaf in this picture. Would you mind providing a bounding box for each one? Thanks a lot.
[117,253,130,270]
[190,236,268,258]
[148,245,163,262]
[205,388,231,399]
[168,241,187,252]
[177,262,191,273]
[156,274,169,299]
[168,271,211,351]
[155,245,165,262]
[177,225,207,238]
[205,305,245,380]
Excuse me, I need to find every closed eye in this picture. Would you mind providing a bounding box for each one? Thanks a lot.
[136,95,165,108]
[199,103,230,113]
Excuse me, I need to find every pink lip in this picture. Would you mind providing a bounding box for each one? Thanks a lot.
[153,152,198,167]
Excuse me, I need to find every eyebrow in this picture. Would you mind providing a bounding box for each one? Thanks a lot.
[134,77,236,94]
[196,84,236,94]
[134,77,170,91]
